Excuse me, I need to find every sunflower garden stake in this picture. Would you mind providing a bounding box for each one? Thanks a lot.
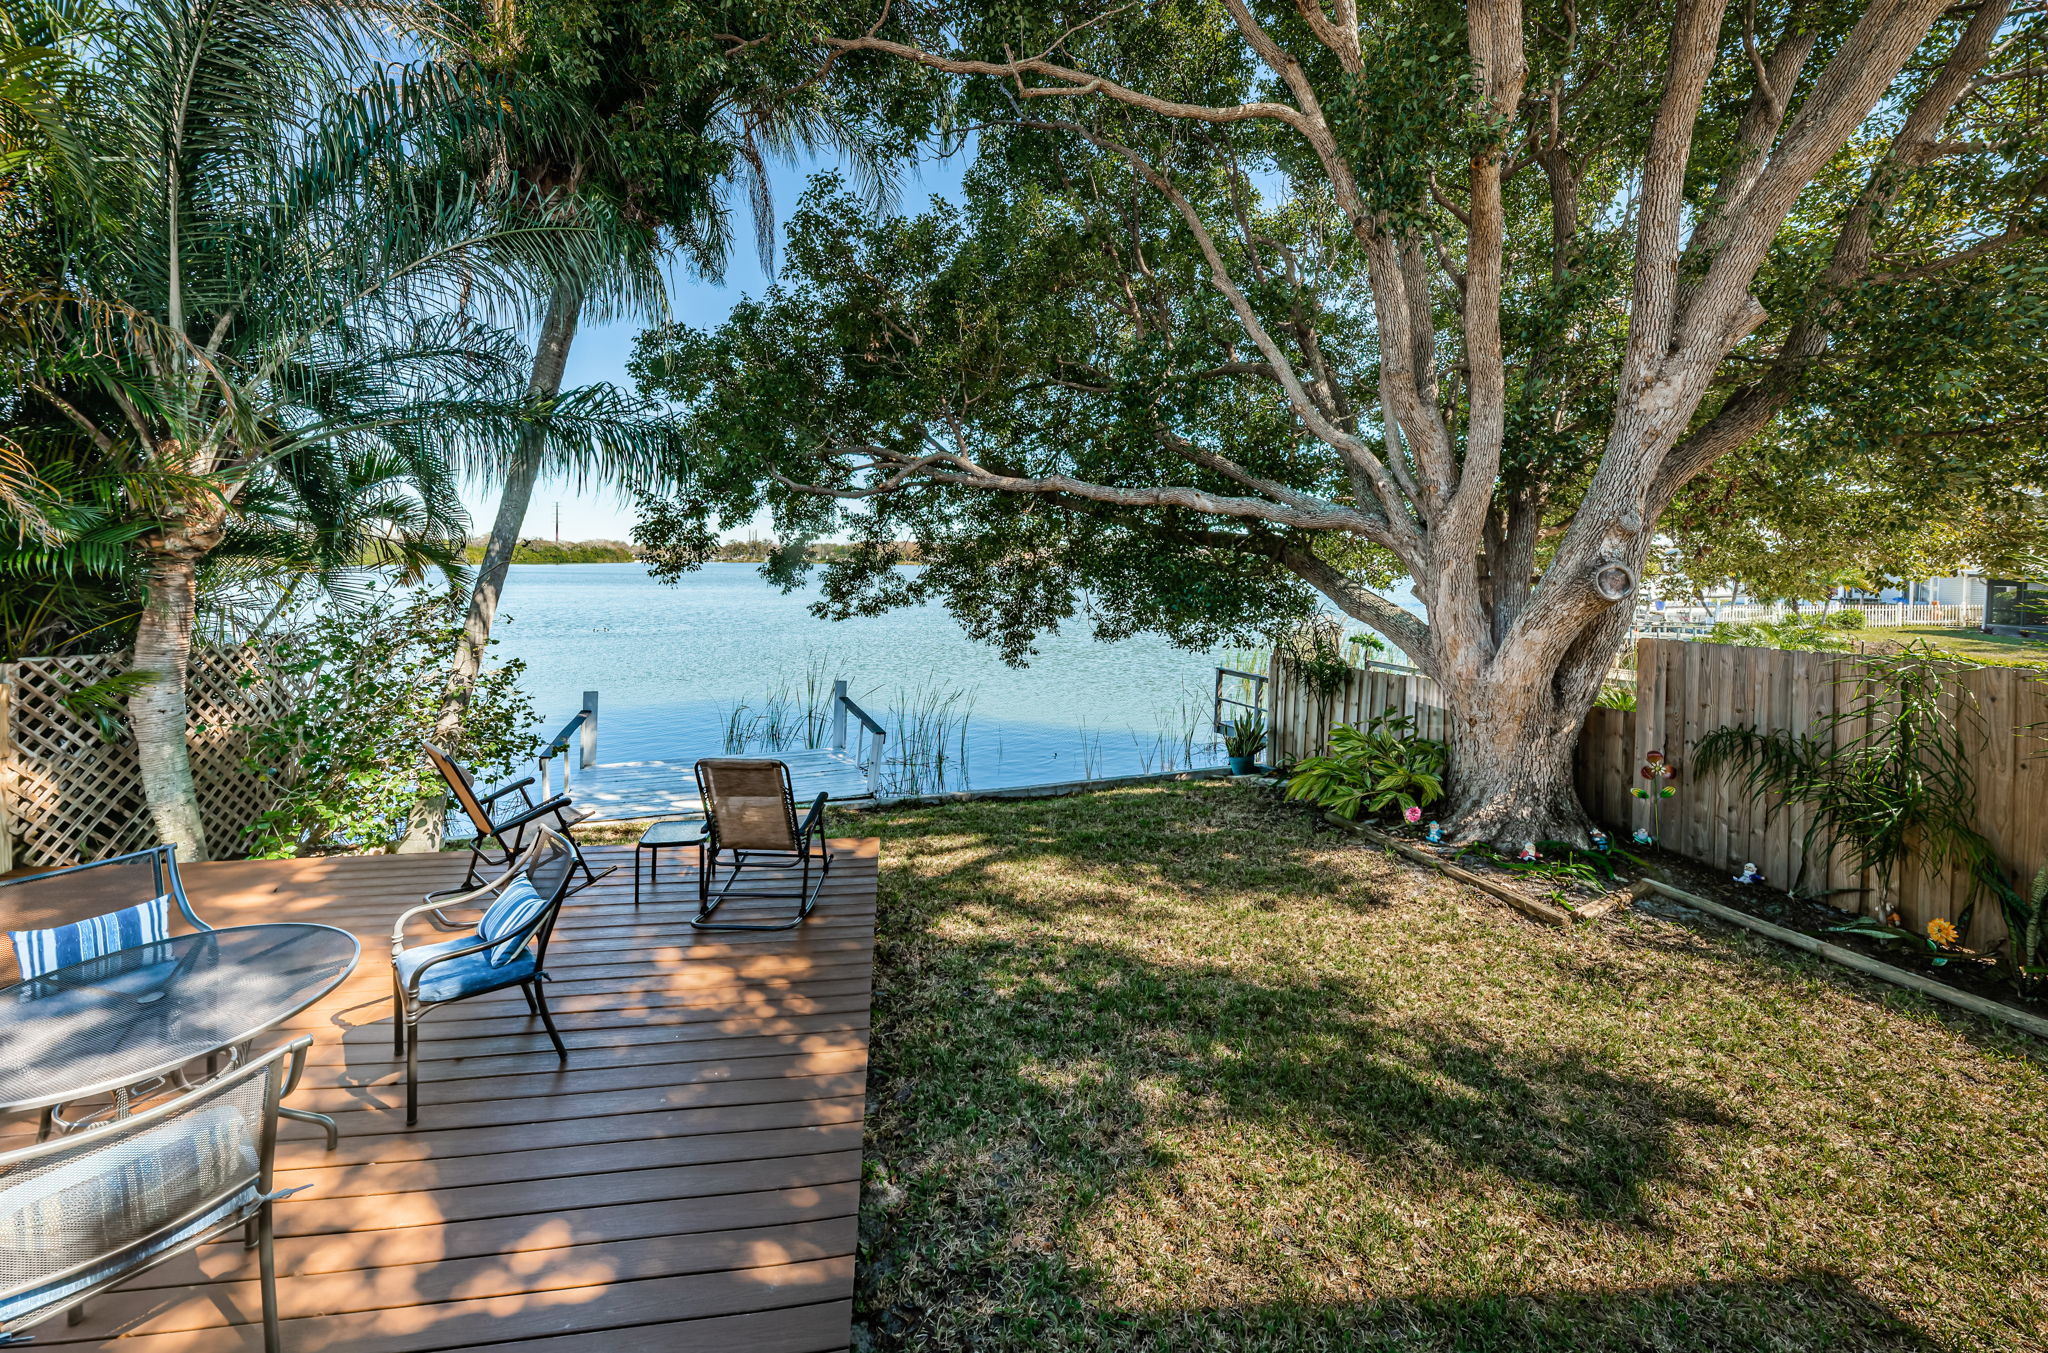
[1630,751,1678,845]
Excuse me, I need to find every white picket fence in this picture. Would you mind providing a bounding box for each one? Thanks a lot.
[1638,601,1974,630]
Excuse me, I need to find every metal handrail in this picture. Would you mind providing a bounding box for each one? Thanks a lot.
[536,691,599,799]
[1213,667,1268,735]
[830,679,887,795]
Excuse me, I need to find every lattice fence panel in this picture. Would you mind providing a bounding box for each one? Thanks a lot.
[1,645,297,871]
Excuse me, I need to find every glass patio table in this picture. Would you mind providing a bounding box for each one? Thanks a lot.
[0,922,359,1140]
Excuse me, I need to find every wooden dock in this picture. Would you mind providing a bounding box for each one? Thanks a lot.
[7,840,878,1352]
[563,750,877,822]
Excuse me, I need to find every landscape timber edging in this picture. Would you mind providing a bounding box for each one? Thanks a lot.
[1328,816,1575,927]
[1633,878,2048,1045]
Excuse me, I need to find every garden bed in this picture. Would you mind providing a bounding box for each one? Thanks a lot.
[1267,781,2048,1026]
[841,781,2047,1352]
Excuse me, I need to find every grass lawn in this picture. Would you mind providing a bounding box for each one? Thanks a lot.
[1876,626,2048,666]
[841,783,2048,1352]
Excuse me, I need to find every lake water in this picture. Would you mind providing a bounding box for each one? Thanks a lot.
[486,563,1248,794]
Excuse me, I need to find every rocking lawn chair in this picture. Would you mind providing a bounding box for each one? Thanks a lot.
[423,742,609,904]
[691,758,832,932]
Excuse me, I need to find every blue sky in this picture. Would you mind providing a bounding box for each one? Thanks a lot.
[460,149,969,541]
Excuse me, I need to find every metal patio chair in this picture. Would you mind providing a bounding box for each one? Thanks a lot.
[0,1037,309,1351]
[389,827,577,1125]
[1,845,210,985]
[423,742,608,902]
[2,845,225,1137]
[691,758,832,932]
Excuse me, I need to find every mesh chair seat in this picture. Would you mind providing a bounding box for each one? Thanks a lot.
[0,1185,261,1327]
[392,937,538,1004]
[0,1040,303,1350]
[691,759,831,931]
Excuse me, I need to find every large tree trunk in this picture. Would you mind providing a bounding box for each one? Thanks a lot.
[400,281,584,852]
[129,506,225,860]
[1436,667,1592,849]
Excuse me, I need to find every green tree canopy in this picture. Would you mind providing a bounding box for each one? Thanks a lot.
[631,0,2048,844]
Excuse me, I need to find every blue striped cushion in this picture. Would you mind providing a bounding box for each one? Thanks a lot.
[0,1183,261,1328]
[8,895,171,981]
[477,877,549,966]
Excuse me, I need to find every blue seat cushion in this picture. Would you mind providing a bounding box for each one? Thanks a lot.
[394,935,537,1004]
[9,895,171,981]
[476,877,550,966]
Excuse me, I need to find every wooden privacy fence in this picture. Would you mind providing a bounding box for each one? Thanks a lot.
[1630,638,2045,948]
[0,646,295,872]
[1268,639,2047,948]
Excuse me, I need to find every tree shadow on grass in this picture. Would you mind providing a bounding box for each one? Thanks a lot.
[1099,1269,1938,1352]
[853,792,1750,1350]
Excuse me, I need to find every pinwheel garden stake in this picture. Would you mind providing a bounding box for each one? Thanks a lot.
[1629,751,1678,845]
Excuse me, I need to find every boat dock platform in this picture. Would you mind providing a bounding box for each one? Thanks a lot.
[566,749,878,822]
[534,683,887,823]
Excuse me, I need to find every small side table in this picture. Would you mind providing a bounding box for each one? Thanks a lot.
[635,817,707,907]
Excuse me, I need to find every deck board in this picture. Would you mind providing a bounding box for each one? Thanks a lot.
[10,839,876,1353]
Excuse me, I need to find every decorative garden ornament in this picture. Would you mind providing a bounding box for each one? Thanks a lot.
[1733,862,1764,885]
[1517,841,1539,862]
[1425,822,1444,845]
[1632,751,1678,844]
[1632,828,1655,846]
[1589,828,1609,852]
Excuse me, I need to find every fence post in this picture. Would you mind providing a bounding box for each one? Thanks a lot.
[580,690,599,770]
[832,680,849,753]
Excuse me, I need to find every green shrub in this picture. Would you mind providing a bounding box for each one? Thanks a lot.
[1697,644,2041,981]
[246,588,540,856]
[1827,609,1867,630]
[1283,712,1447,821]
[1223,712,1266,760]
[1707,615,1860,652]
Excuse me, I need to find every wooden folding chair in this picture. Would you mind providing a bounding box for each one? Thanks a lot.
[422,742,609,903]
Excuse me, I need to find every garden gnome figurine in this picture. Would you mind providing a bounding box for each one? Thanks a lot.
[1517,841,1539,862]
[1589,828,1609,852]
[1632,828,1655,846]
[1425,821,1444,844]
[1734,862,1764,885]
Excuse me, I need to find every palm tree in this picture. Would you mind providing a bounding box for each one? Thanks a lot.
[408,0,894,752]
[3,0,616,857]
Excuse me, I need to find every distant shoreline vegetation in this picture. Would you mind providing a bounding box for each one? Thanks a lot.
[460,538,921,565]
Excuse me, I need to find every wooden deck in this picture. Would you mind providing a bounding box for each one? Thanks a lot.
[6,840,878,1352]
[562,751,876,822]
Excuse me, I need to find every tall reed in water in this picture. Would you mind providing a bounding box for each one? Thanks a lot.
[878,682,976,796]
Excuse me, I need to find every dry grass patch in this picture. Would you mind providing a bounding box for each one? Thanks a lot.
[844,783,2048,1352]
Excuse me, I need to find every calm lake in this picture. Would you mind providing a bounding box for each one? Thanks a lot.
[487,562,1247,793]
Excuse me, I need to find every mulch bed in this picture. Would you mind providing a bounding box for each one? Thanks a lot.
[1283,789,2048,1024]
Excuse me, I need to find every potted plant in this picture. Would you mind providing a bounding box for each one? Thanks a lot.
[1224,714,1266,776]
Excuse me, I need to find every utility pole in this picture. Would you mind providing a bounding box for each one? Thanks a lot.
[553,503,560,544]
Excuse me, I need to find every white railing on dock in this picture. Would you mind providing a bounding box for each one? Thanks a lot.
[1213,667,1268,735]
[831,679,887,796]
[536,690,598,800]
